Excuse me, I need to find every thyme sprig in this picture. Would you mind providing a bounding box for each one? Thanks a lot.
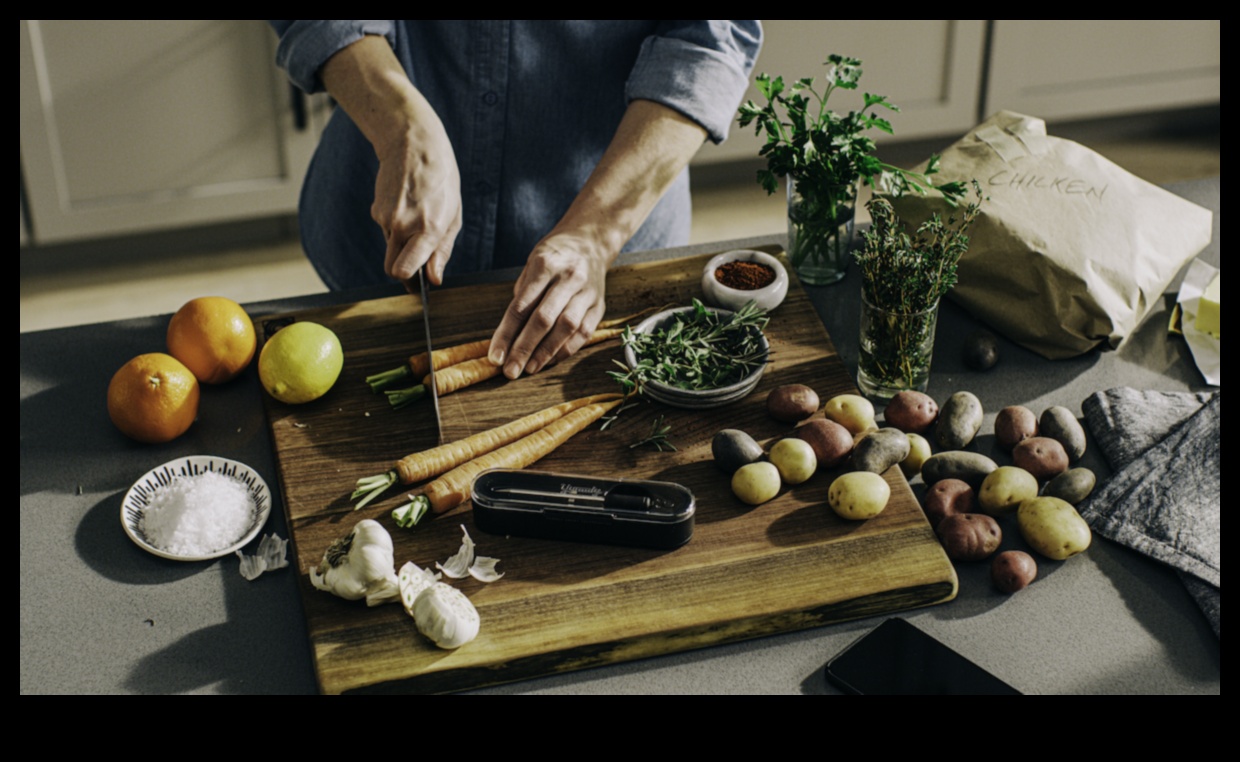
[608,299,770,395]
[856,180,985,313]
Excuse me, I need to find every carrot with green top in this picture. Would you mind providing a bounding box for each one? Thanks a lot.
[351,392,623,509]
[366,305,665,395]
[377,326,628,409]
[420,396,625,514]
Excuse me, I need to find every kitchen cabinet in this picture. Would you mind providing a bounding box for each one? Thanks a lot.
[695,19,1220,166]
[19,20,328,245]
[986,20,1220,121]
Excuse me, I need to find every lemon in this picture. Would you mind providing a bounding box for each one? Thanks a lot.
[258,322,344,404]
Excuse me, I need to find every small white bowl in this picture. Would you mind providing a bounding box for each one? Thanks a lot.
[122,455,272,561]
[701,249,789,312]
[622,306,769,410]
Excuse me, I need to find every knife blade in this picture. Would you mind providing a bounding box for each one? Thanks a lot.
[418,267,443,445]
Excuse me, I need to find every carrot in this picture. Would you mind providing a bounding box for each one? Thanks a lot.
[371,309,657,394]
[422,397,625,513]
[383,326,628,408]
[425,357,503,395]
[407,339,490,381]
[351,392,622,509]
[395,393,621,484]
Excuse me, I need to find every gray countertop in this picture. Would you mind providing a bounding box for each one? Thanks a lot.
[20,178,1220,695]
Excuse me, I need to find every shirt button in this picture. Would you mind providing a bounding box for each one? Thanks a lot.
[482,91,498,106]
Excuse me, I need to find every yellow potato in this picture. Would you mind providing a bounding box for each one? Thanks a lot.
[978,466,1039,516]
[1017,496,1092,560]
[769,437,817,485]
[901,433,932,478]
[822,394,877,437]
[731,461,781,506]
[828,471,890,520]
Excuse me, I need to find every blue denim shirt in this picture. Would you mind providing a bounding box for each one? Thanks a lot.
[270,20,762,289]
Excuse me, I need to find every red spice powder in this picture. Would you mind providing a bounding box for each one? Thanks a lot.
[716,260,776,290]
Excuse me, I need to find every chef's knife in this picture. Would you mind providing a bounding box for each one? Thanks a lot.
[419,267,443,444]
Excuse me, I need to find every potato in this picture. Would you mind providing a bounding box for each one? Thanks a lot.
[1018,496,1091,560]
[769,437,817,485]
[793,418,853,469]
[828,471,890,520]
[921,451,998,488]
[1040,406,1087,461]
[978,466,1039,516]
[991,550,1037,593]
[935,391,983,450]
[900,433,932,478]
[883,390,938,434]
[1042,467,1096,505]
[936,513,1002,561]
[712,429,764,474]
[766,384,820,423]
[731,461,781,506]
[1012,437,1069,481]
[994,405,1038,451]
[922,478,975,528]
[851,427,911,474]
[963,330,999,371]
[822,394,877,437]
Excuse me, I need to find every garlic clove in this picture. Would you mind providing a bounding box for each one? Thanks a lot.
[398,561,440,614]
[412,582,480,649]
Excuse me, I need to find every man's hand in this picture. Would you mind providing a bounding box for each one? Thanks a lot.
[488,232,610,379]
[372,124,461,286]
[322,34,460,286]
[488,99,708,378]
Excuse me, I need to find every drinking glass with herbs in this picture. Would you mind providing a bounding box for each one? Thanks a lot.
[855,181,984,398]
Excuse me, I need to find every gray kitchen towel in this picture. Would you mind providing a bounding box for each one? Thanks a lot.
[1079,388,1220,637]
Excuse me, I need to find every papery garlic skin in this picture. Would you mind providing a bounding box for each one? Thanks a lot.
[309,519,400,606]
[412,582,480,649]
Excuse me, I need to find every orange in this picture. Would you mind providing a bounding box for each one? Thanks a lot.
[107,353,201,443]
[167,296,257,384]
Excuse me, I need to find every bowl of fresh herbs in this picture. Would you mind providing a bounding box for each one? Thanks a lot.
[610,299,770,409]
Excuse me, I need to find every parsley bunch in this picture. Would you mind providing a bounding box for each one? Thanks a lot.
[737,55,968,268]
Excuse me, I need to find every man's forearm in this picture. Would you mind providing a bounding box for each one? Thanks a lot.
[551,99,708,258]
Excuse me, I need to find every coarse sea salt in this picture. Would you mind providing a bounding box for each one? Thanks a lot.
[140,471,255,556]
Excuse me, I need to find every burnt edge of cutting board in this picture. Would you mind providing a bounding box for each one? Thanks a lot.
[342,580,956,694]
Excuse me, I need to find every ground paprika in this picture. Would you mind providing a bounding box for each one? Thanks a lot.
[715,260,776,290]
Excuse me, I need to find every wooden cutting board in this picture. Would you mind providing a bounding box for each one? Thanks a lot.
[258,246,957,694]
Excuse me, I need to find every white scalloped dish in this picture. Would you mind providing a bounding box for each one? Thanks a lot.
[121,455,272,561]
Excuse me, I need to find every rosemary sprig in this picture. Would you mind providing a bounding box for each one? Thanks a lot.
[629,415,676,452]
[608,299,770,395]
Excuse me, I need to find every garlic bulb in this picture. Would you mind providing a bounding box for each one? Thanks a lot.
[309,519,400,607]
[412,582,480,649]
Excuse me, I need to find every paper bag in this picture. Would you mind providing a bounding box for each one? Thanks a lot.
[891,111,1213,359]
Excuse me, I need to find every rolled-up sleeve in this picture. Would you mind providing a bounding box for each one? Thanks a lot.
[269,20,396,93]
[625,20,762,144]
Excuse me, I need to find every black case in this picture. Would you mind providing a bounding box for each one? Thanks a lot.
[471,469,695,550]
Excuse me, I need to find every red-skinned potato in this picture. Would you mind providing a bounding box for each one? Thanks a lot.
[766,384,819,423]
[991,550,1037,593]
[793,418,854,469]
[1012,437,1069,481]
[936,513,1002,561]
[883,390,939,434]
[922,478,976,528]
[994,405,1038,451]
